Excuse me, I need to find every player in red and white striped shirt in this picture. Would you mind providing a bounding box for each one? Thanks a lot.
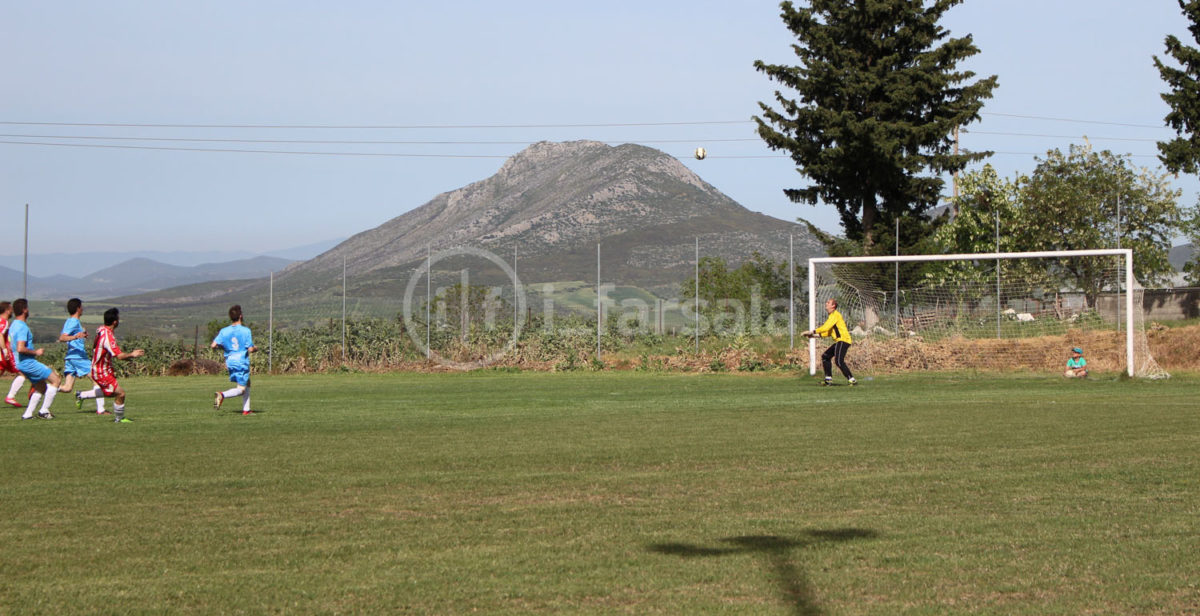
[76,308,144,423]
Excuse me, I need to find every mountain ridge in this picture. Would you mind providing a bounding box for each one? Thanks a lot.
[282,140,818,288]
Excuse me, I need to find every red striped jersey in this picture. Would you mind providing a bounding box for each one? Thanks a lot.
[91,325,122,381]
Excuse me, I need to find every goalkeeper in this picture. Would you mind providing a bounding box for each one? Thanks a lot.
[803,299,857,386]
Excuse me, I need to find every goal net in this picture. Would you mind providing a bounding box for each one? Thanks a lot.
[807,249,1168,379]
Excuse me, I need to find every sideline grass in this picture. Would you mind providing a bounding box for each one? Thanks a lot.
[1,372,1197,614]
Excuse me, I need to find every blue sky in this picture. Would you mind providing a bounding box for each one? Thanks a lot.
[2,0,1196,263]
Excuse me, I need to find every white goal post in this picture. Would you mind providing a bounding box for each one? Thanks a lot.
[808,249,1145,377]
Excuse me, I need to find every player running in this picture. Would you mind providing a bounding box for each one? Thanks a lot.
[802,298,858,387]
[1,301,28,407]
[211,305,256,415]
[58,298,105,414]
[8,298,62,419]
[76,308,144,423]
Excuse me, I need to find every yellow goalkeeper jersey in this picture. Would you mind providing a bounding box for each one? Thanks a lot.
[815,310,852,344]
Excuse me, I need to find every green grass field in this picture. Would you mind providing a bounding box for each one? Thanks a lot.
[1,372,1197,614]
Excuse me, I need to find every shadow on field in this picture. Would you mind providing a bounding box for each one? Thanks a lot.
[648,528,878,616]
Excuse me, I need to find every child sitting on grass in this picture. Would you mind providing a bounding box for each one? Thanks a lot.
[1064,347,1088,378]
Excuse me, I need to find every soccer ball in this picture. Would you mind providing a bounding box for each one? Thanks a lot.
[694,147,706,160]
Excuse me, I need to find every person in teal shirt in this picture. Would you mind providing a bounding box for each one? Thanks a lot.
[1064,347,1088,378]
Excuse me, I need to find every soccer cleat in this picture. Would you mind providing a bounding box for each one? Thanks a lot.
[848,378,858,387]
[75,393,83,410]
[4,397,20,408]
[242,410,254,416]
[822,379,833,386]
[115,417,132,423]
[37,411,54,420]
[214,392,224,410]
[97,409,110,415]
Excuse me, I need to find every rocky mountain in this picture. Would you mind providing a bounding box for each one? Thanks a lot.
[281,140,822,292]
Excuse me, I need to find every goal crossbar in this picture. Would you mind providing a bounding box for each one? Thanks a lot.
[808,249,1136,376]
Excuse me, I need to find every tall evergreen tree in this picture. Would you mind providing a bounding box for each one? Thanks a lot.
[1155,0,1200,174]
[753,0,997,254]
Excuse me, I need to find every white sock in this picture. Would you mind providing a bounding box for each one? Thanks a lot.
[24,392,42,418]
[222,387,244,399]
[40,386,58,413]
[8,375,25,399]
[114,403,125,421]
[242,386,251,412]
[78,387,99,400]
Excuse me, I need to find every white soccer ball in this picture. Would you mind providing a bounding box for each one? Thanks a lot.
[694,147,706,160]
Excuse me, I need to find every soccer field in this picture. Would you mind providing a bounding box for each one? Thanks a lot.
[1,372,1197,614]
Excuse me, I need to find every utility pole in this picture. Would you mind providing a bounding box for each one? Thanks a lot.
[952,126,961,200]
[23,204,29,298]
[895,217,900,335]
[694,237,699,353]
[596,243,601,361]
[789,234,794,349]
[342,256,347,361]
[268,271,274,373]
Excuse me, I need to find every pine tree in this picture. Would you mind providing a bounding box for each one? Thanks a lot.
[753,0,998,254]
[1155,0,1200,175]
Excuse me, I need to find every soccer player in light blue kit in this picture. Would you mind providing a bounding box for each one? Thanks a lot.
[211,304,256,415]
[9,298,61,419]
[59,298,105,414]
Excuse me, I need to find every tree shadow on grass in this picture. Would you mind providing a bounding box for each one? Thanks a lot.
[649,528,878,616]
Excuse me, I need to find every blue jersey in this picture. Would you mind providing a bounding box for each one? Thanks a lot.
[213,324,254,371]
[62,317,87,360]
[9,319,42,371]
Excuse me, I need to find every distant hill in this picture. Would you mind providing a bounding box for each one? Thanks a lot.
[0,238,343,280]
[1169,243,1194,271]
[0,255,292,300]
[82,255,293,296]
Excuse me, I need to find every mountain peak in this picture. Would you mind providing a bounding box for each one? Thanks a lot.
[287,140,817,283]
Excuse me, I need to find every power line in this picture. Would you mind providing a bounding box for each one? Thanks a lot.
[0,140,512,158]
[0,139,781,159]
[0,112,1171,131]
[1,128,1162,146]
[980,112,1166,130]
[0,133,759,146]
[963,129,1160,143]
[982,150,1163,159]
[0,119,752,130]
[4,138,1166,160]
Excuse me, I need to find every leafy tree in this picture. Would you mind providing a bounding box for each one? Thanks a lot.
[753,0,998,253]
[1155,0,1200,175]
[924,165,1054,316]
[1155,1,1200,279]
[1177,204,1200,285]
[680,253,803,328]
[925,165,1038,281]
[1018,144,1182,303]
